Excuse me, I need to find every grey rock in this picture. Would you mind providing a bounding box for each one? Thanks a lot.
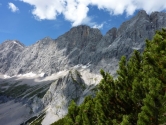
[0,40,25,74]
[0,10,166,107]
[1,11,166,76]
[42,70,89,118]
[90,10,166,75]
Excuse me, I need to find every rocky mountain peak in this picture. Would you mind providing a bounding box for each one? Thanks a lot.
[64,25,102,48]
[137,10,147,16]
[37,37,53,45]
[0,40,25,74]
[69,25,101,35]
[70,25,91,34]
[149,11,166,30]
[0,40,24,50]
[55,25,103,65]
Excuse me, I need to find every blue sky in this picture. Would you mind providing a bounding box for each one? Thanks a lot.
[0,0,166,46]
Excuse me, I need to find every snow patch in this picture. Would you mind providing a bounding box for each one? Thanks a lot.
[73,63,91,69]
[43,70,68,81]
[3,75,11,79]
[39,72,45,77]
[18,72,37,78]
[13,41,24,48]
[16,72,46,78]
[132,47,140,50]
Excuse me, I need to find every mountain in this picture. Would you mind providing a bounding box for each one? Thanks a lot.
[0,10,166,125]
[1,10,166,76]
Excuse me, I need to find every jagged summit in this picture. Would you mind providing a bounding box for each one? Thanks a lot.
[0,40,24,49]
[137,10,147,16]
[0,10,166,76]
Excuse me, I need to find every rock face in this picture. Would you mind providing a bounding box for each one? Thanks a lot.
[0,68,101,125]
[91,10,166,74]
[0,77,51,125]
[0,40,25,74]
[41,70,98,125]
[0,11,166,76]
[43,70,85,107]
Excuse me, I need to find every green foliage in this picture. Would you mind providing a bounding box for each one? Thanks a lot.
[0,82,51,98]
[30,113,45,125]
[51,117,65,125]
[2,82,29,97]
[52,29,166,125]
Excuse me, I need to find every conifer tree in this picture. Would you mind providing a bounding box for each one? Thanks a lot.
[137,29,166,125]
[65,100,79,125]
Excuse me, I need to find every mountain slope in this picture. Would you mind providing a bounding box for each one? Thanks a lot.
[91,10,166,74]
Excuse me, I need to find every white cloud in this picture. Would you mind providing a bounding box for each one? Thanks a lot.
[92,23,104,29]
[20,0,65,20]
[8,2,19,12]
[20,0,166,26]
[63,2,89,26]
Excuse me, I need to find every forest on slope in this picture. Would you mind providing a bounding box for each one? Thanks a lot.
[51,29,166,125]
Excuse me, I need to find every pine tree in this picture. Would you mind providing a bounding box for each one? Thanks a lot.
[65,100,79,125]
[137,29,166,125]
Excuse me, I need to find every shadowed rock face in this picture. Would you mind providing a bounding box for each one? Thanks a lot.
[0,11,166,76]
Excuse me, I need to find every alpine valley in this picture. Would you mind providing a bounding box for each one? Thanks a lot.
[0,10,166,125]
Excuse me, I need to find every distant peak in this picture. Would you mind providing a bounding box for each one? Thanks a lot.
[106,27,117,35]
[43,36,52,40]
[3,40,24,47]
[12,40,25,47]
[68,25,101,36]
[71,25,91,31]
[75,25,90,28]
[137,10,148,17]
[37,37,53,45]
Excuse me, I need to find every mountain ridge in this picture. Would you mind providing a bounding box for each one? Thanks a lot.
[0,10,166,76]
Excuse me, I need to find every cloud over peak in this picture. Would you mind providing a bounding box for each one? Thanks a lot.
[20,0,166,27]
[8,2,19,12]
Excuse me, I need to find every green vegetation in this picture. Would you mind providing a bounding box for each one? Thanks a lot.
[30,113,45,125]
[51,117,66,125]
[70,70,86,90]
[0,81,51,99]
[52,29,166,125]
[0,82,29,98]
[20,116,38,125]
[26,84,50,98]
